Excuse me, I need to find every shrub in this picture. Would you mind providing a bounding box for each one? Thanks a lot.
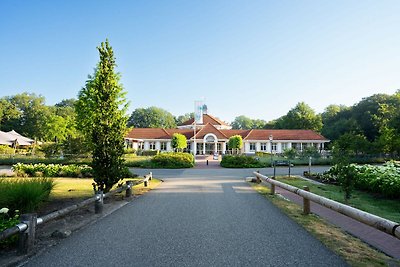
[0,145,15,155]
[221,155,266,168]
[255,151,271,157]
[151,152,194,168]
[0,178,55,213]
[0,208,19,248]
[12,163,93,178]
[124,148,137,154]
[323,161,400,198]
[139,150,159,156]
[39,142,63,158]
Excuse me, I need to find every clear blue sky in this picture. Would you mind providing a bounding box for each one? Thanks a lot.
[1,0,399,123]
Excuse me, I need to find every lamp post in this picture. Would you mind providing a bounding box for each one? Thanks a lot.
[269,134,273,167]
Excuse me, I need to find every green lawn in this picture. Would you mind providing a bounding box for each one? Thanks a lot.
[276,176,400,223]
[50,177,161,200]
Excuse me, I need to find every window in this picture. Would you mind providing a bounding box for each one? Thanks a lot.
[260,143,267,151]
[138,142,144,150]
[249,143,256,151]
[149,142,156,150]
[271,143,277,152]
[160,142,167,151]
[281,143,287,151]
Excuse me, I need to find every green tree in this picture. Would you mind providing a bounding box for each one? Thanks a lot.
[175,113,194,125]
[228,135,243,154]
[128,107,177,128]
[171,133,187,152]
[274,102,322,131]
[0,99,20,126]
[231,116,266,129]
[1,93,50,139]
[76,40,129,192]
[231,115,253,129]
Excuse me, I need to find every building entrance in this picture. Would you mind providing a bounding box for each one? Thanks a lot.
[205,143,215,154]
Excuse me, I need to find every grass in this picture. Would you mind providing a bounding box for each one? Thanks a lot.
[50,177,161,200]
[251,182,397,267]
[276,176,400,223]
[1,176,161,203]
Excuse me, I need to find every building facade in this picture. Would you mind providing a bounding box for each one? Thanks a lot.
[125,114,329,155]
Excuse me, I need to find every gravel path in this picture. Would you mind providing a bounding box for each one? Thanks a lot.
[24,169,346,266]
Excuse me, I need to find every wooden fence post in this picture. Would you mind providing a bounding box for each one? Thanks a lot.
[303,186,310,215]
[256,170,261,183]
[95,191,103,214]
[18,213,37,255]
[126,181,132,198]
[288,161,291,178]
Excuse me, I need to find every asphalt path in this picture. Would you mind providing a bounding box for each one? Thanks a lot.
[24,167,346,266]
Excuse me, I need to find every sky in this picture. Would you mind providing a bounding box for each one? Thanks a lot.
[1,0,399,123]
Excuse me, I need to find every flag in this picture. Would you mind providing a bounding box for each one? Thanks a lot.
[194,101,203,124]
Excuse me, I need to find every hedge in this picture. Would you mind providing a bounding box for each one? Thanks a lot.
[221,155,266,168]
[150,152,194,168]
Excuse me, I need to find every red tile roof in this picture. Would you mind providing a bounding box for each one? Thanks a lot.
[126,128,328,141]
[193,123,228,139]
[179,114,229,126]
[126,128,171,139]
[244,129,328,141]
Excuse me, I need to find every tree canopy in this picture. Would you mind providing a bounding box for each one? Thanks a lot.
[231,115,266,129]
[171,133,187,152]
[175,113,194,126]
[76,40,129,192]
[228,135,243,154]
[274,102,322,131]
[128,106,177,128]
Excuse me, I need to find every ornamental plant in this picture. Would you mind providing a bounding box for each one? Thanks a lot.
[0,208,19,248]
[323,161,400,198]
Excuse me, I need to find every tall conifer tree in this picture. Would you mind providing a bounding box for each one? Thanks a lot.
[76,40,128,192]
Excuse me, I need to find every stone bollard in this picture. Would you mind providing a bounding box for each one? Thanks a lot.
[95,191,104,214]
[303,186,310,215]
[18,213,37,255]
[126,181,133,198]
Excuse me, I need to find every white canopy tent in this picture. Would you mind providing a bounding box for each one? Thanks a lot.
[0,130,35,146]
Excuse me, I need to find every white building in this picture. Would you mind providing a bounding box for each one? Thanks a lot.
[125,114,329,155]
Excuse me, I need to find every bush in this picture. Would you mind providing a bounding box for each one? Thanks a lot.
[150,152,194,168]
[255,151,271,157]
[221,155,266,168]
[12,163,93,178]
[124,148,137,154]
[0,208,19,248]
[323,161,400,198]
[39,142,63,158]
[139,150,159,156]
[0,145,15,155]
[0,178,55,213]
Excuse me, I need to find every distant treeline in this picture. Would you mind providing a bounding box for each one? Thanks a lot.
[1,91,399,155]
